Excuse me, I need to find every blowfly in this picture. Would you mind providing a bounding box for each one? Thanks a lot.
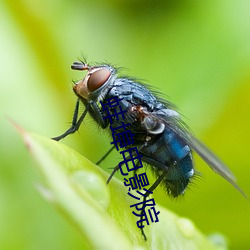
[52,60,246,201]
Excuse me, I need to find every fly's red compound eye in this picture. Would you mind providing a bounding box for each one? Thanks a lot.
[87,68,111,92]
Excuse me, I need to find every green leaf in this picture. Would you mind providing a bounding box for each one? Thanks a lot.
[19,127,227,250]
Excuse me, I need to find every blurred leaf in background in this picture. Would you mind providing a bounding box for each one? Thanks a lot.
[0,0,250,249]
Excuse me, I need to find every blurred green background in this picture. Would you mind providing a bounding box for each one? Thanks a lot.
[1,0,250,249]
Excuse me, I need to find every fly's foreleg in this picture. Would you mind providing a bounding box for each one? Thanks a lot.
[52,99,89,141]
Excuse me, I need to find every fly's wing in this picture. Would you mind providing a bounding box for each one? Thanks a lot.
[151,110,247,198]
[181,131,248,198]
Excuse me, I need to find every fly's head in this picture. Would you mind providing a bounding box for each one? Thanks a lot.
[72,61,116,101]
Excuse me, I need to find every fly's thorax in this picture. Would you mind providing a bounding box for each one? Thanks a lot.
[73,64,117,102]
[132,107,180,135]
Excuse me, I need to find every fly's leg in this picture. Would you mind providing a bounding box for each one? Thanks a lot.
[52,99,89,141]
[133,161,140,177]
[96,146,115,165]
[88,100,107,129]
[139,170,168,240]
[106,154,143,184]
[52,99,108,141]
[106,154,165,241]
[52,99,86,141]
[107,164,120,184]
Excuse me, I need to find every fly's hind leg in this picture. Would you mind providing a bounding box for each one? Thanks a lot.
[138,169,168,240]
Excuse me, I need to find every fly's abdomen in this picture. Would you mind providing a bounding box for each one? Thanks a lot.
[141,128,194,197]
[165,153,193,197]
[163,129,194,196]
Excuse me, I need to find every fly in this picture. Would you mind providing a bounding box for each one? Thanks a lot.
[52,60,247,236]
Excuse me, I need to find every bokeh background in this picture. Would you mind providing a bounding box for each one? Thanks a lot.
[1,0,250,249]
